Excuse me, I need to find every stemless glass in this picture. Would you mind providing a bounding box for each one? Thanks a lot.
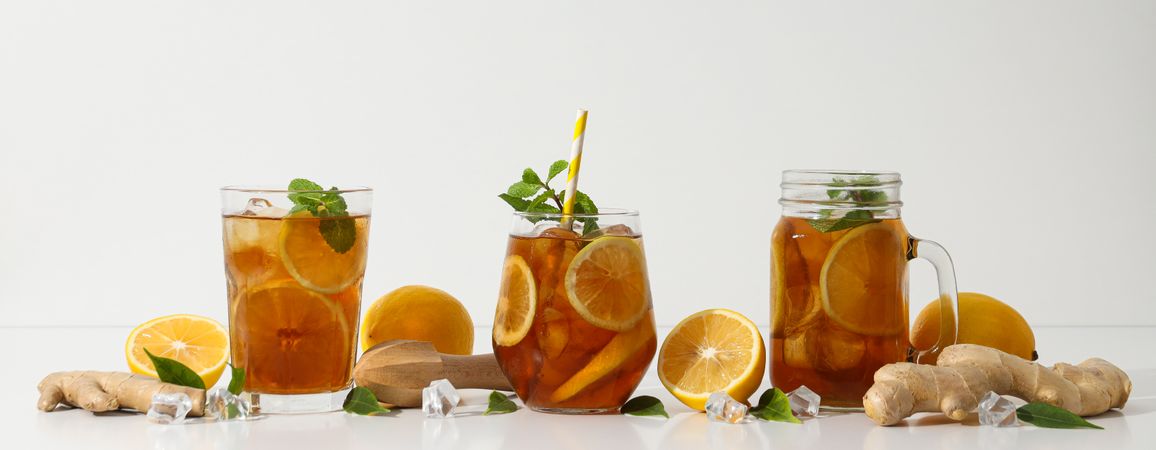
[220,186,372,413]
[492,209,657,414]
[770,170,958,408]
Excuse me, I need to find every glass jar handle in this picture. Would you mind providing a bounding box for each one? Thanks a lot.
[909,237,959,364]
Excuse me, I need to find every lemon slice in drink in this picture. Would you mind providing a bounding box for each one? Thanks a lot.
[563,236,649,331]
[819,222,906,336]
[126,314,229,388]
[278,211,367,294]
[658,309,766,411]
[493,255,536,347]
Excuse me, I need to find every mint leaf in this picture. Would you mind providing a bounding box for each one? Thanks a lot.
[807,209,878,233]
[484,391,518,415]
[621,396,668,418]
[547,160,569,183]
[750,388,801,424]
[1016,403,1103,429]
[227,365,245,396]
[319,216,357,253]
[522,168,544,187]
[572,191,598,215]
[580,219,599,237]
[287,179,358,254]
[143,348,205,390]
[498,193,531,211]
[507,181,541,199]
[343,387,390,415]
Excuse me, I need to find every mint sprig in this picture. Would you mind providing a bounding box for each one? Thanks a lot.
[807,175,886,233]
[498,161,600,235]
[143,348,206,390]
[226,364,245,396]
[287,178,356,253]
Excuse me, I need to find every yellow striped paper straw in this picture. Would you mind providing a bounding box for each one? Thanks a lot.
[562,109,588,217]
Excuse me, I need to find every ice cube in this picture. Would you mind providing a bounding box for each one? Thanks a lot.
[240,198,287,218]
[422,379,461,418]
[978,391,1018,427]
[583,224,636,239]
[147,392,192,424]
[205,387,251,421]
[705,392,748,424]
[787,385,821,417]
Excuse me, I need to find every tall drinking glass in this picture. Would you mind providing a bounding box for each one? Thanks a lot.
[770,170,958,408]
[492,210,657,414]
[220,186,372,413]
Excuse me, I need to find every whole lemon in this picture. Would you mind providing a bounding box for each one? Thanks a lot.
[360,285,474,355]
[912,292,1036,361]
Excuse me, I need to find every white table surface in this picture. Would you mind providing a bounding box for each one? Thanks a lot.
[4,325,1153,450]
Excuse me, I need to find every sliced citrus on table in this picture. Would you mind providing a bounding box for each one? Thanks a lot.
[820,222,906,336]
[658,309,766,411]
[278,211,368,294]
[361,285,474,355]
[493,255,536,347]
[126,314,229,388]
[564,236,649,331]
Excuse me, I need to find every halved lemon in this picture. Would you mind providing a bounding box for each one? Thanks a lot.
[658,309,766,411]
[278,211,368,294]
[819,223,906,336]
[126,314,229,388]
[563,237,649,331]
[493,255,536,347]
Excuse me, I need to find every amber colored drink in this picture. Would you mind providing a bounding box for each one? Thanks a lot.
[493,223,657,413]
[770,216,910,407]
[223,212,369,395]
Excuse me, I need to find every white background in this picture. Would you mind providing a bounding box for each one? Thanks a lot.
[2,1,1154,329]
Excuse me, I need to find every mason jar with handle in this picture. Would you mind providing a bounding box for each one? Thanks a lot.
[769,170,958,409]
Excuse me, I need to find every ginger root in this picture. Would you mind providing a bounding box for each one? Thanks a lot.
[863,344,1131,426]
[38,371,205,416]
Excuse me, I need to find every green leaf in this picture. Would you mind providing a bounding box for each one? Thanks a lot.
[343,387,391,416]
[621,396,668,418]
[525,190,554,211]
[1016,403,1103,429]
[318,216,357,254]
[227,365,245,396]
[507,181,541,199]
[522,168,544,187]
[749,388,801,424]
[498,193,531,211]
[547,160,570,183]
[807,209,878,233]
[484,391,518,415]
[573,191,598,215]
[143,348,206,390]
[581,219,599,237]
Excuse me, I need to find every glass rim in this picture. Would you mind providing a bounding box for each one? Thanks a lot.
[781,169,902,187]
[513,207,639,219]
[220,185,373,194]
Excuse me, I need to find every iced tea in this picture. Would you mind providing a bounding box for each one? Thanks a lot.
[493,213,657,413]
[770,170,958,408]
[222,191,371,399]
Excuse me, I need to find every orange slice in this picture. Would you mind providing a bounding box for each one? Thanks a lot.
[550,313,655,403]
[493,255,536,347]
[658,309,766,411]
[278,211,368,294]
[819,223,906,336]
[563,237,649,331]
[232,281,351,389]
[126,314,229,388]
